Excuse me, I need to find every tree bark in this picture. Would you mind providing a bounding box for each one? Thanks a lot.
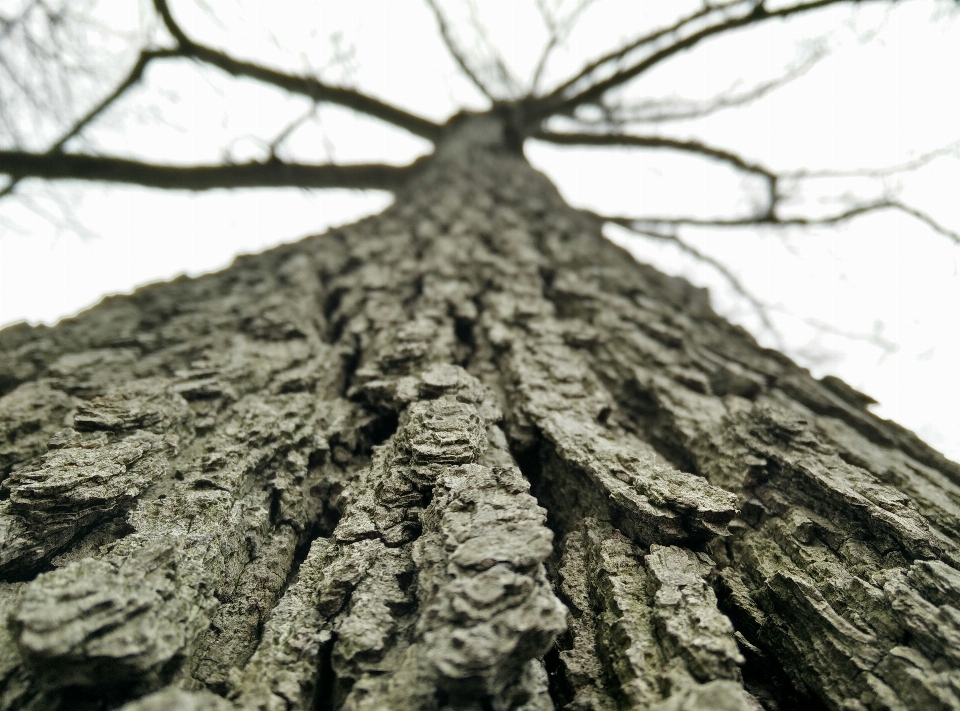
[0,114,958,711]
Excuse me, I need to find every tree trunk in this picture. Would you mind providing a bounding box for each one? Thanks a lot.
[1,115,958,711]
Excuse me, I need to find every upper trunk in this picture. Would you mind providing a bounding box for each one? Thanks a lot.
[0,113,958,711]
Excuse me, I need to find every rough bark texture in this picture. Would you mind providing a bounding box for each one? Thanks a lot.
[0,115,958,710]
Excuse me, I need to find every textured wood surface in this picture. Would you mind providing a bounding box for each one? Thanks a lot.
[0,116,957,710]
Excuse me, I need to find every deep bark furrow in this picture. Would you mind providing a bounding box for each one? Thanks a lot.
[0,243,373,708]
[529,224,960,710]
[553,518,760,710]
[0,114,957,710]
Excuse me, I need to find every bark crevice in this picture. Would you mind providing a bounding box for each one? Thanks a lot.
[0,118,957,710]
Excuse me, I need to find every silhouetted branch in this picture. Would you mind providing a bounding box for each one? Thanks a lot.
[584,46,827,125]
[885,203,960,245]
[792,315,899,361]
[532,0,888,120]
[0,1,43,40]
[0,151,425,191]
[153,0,443,142]
[597,211,782,342]
[542,2,721,101]
[534,129,775,180]
[267,105,320,160]
[0,49,179,200]
[530,0,597,93]
[593,189,959,346]
[535,128,780,216]
[782,141,960,179]
[607,201,960,245]
[535,130,959,245]
[0,0,130,147]
[464,0,524,96]
[424,0,498,101]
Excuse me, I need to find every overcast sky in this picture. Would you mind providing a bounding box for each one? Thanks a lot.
[1,0,959,460]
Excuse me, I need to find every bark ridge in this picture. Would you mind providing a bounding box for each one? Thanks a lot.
[0,124,958,710]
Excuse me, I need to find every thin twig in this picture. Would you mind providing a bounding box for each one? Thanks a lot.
[586,45,827,125]
[532,0,889,121]
[268,104,320,160]
[534,130,776,180]
[783,141,960,179]
[610,201,960,245]
[423,0,497,101]
[530,0,597,94]
[0,49,178,200]
[542,1,728,101]
[464,0,523,97]
[598,212,783,344]
[785,312,899,360]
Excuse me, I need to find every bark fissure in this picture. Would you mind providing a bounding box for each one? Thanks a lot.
[527,212,960,708]
[0,114,957,711]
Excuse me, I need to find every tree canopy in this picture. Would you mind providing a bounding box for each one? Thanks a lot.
[1,0,959,453]
[2,0,956,225]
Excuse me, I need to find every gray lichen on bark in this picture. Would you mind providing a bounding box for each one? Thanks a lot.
[0,115,957,710]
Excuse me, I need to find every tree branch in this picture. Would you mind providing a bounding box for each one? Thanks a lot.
[535,130,779,213]
[0,1,43,40]
[424,0,498,101]
[583,45,827,125]
[50,50,180,151]
[535,130,959,246]
[530,0,597,94]
[464,0,524,97]
[0,151,425,191]
[597,211,782,342]
[0,49,179,200]
[152,0,443,142]
[608,201,960,245]
[542,1,722,101]
[782,141,960,179]
[532,0,886,121]
[791,314,898,361]
[534,129,775,181]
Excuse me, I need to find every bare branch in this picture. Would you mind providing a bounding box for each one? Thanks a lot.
[530,0,597,94]
[534,129,776,181]
[598,212,782,343]
[531,0,562,94]
[532,0,887,121]
[151,0,193,48]
[885,202,960,245]
[215,103,327,166]
[0,0,133,148]
[542,2,723,101]
[49,50,179,151]
[424,0,498,101]
[790,314,899,361]
[464,0,523,96]
[534,131,960,246]
[609,201,960,245]
[153,0,443,142]
[783,141,960,180]
[0,151,426,191]
[0,49,179,200]
[267,105,320,160]
[586,44,827,125]
[0,1,43,40]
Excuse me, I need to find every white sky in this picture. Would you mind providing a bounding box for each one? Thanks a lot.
[1,0,959,460]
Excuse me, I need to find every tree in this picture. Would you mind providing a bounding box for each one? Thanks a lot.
[0,1,959,709]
